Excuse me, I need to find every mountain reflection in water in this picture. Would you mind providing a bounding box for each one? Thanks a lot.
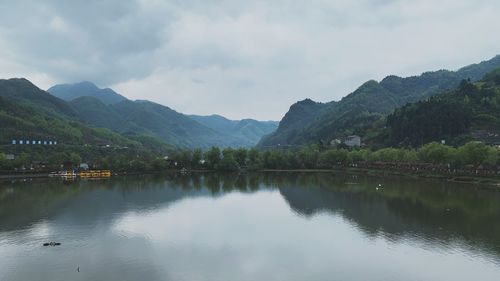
[1,172,500,281]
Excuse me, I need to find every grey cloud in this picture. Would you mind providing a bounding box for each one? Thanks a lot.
[0,0,500,119]
[0,0,171,85]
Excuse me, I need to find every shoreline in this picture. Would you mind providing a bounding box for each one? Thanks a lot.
[1,168,500,188]
[262,168,500,187]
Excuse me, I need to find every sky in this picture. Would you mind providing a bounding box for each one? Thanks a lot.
[0,0,499,120]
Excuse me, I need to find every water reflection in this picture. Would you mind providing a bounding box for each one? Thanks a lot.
[1,172,500,281]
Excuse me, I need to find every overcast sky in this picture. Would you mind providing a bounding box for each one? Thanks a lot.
[0,0,499,120]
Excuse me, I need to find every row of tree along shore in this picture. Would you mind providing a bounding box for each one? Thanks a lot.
[164,141,500,175]
[1,141,499,178]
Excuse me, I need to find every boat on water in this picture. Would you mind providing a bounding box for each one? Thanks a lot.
[79,170,112,178]
[49,170,112,179]
[49,171,77,178]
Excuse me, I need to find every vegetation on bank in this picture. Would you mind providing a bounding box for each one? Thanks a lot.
[165,142,499,172]
[0,144,164,173]
[4,141,497,176]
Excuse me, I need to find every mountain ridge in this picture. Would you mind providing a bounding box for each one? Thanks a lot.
[48,81,128,105]
[259,54,500,147]
[0,79,172,156]
[49,82,278,148]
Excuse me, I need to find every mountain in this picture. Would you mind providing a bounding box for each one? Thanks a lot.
[68,96,223,148]
[0,78,77,117]
[259,55,500,147]
[48,81,127,105]
[386,68,500,146]
[111,100,239,148]
[0,78,171,155]
[69,96,130,132]
[189,114,279,146]
[50,81,275,148]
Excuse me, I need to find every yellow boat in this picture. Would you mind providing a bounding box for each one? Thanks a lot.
[79,170,112,178]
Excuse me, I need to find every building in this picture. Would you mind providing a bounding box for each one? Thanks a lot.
[471,130,500,146]
[10,139,57,145]
[344,135,361,147]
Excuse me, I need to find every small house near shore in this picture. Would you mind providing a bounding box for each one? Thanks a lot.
[344,135,361,147]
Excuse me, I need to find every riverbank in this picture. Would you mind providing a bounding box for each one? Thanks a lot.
[257,167,500,188]
[2,167,500,188]
[0,173,51,179]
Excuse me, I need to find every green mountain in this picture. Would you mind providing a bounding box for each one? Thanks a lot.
[67,96,224,148]
[189,114,278,146]
[387,69,500,146]
[0,78,77,117]
[51,82,276,148]
[48,81,127,105]
[259,55,500,147]
[0,78,171,155]
[112,100,239,148]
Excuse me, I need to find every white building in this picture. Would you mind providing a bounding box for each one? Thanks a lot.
[344,135,361,147]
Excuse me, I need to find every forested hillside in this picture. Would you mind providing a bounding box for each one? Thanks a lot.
[259,55,500,147]
[387,69,500,146]
[0,79,173,169]
[49,82,277,148]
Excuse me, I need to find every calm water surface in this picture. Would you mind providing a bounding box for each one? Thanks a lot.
[1,172,500,281]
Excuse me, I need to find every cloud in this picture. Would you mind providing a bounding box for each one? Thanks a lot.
[0,0,499,119]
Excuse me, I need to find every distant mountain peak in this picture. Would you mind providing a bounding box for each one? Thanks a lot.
[48,81,127,105]
[76,80,98,87]
[296,98,318,105]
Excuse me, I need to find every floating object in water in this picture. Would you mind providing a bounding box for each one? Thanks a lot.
[376,184,383,190]
[43,242,61,246]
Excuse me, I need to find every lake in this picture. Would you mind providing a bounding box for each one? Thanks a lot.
[1,172,500,281]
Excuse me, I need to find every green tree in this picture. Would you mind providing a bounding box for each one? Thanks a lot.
[349,149,371,162]
[48,152,66,167]
[458,142,498,167]
[371,148,401,162]
[218,148,239,171]
[247,148,262,170]
[0,152,10,170]
[417,142,454,164]
[175,150,192,168]
[191,148,203,169]
[320,149,349,168]
[152,158,168,171]
[205,147,221,170]
[69,153,82,166]
[234,148,247,167]
[297,146,319,169]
